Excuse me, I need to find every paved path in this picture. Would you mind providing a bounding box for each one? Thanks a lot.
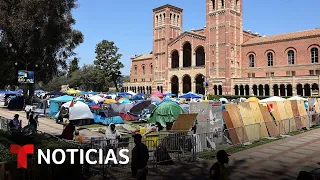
[0,107,104,142]
[114,129,320,180]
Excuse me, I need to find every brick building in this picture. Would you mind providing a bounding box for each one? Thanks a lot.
[123,0,320,97]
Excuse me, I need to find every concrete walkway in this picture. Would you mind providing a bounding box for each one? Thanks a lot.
[0,107,104,142]
[113,129,320,180]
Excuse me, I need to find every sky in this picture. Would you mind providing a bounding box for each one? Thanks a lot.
[72,0,320,76]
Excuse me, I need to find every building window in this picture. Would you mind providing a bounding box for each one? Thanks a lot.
[221,0,224,8]
[142,65,145,74]
[316,70,320,75]
[247,73,251,78]
[271,72,274,77]
[266,72,269,77]
[267,52,273,66]
[252,73,255,77]
[134,66,137,75]
[249,54,254,67]
[311,47,319,64]
[211,0,215,10]
[150,64,153,74]
[310,70,314,75]
[288,50,295,64]
[287,71,295,76]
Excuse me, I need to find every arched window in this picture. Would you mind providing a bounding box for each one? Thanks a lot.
[142,65,145,74]
[211,0,215,10]
[156,16,158,26]
[267,52,273,66]
[221,0,225,8]
[196,46,205,66]
[249,54,254,67]
[150,64,153,74]
[159,14,162,25]
[311,47,318,64]
[236,0,240,11]
[288,50,295,65]
[134,66,137,75]
[177,15,179,26]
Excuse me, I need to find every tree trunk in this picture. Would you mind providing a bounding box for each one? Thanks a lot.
[114,81,119,92]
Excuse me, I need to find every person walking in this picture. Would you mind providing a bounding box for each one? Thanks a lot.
[131,134,149,180]
[209,150,230,180]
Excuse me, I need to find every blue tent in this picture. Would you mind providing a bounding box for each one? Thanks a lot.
[93,111,124,125]
[118,92,132,96]
[179,92,202,99]
[5,90,22,95]
[49,95,74,116]
[155,97,179,106]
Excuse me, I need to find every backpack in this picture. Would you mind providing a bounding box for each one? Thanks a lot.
[9,120,14,128]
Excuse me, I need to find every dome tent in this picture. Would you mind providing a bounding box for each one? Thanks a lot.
[149,102,185,128]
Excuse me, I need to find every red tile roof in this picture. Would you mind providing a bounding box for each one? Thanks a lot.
[242,28,320,46]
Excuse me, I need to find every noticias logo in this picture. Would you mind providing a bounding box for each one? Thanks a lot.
[10,144,130,169]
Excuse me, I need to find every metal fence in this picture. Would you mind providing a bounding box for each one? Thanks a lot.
[0,116,9,130]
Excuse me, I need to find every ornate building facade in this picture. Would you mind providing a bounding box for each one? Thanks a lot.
[123,0,320,96]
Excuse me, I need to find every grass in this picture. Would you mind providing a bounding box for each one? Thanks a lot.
[197,137,282,160]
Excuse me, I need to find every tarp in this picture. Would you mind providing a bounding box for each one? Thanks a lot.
[130,100,152,114]
[119,112,138,121]
[179,92,202,99]
[149,102,185,127]
[93,111,124,125]
[155,97,179,106]
[49,95,74,115]
[61,101,94,120]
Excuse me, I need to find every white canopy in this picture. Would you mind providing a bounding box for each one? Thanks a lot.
[259,96,285,103]
[287,96,308,101]
[89,95,105,103]
[62,101,94,121]
[127,91,136,96]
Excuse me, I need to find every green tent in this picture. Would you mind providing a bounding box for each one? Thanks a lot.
[149,102,185,127]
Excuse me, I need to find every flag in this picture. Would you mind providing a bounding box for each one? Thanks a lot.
[70,99,75,107]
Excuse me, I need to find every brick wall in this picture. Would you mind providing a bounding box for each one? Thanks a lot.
[129,58,153,83]
[242,36,320,77]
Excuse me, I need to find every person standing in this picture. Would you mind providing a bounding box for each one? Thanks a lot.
[131,134,149,180]
[28,111,39,132]
[209,150,230,180]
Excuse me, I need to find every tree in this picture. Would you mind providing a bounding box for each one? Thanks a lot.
[94,40,124,92]
[68,57,80,78]
[0,0,84,85]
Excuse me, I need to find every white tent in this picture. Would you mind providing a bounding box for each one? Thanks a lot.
[287,96,307,101]
[127,91,136,96]
[62,101,94,121]
[89,95,105,103]
[259,96,285,103]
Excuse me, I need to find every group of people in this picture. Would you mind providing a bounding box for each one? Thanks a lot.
[9,112,39,134]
